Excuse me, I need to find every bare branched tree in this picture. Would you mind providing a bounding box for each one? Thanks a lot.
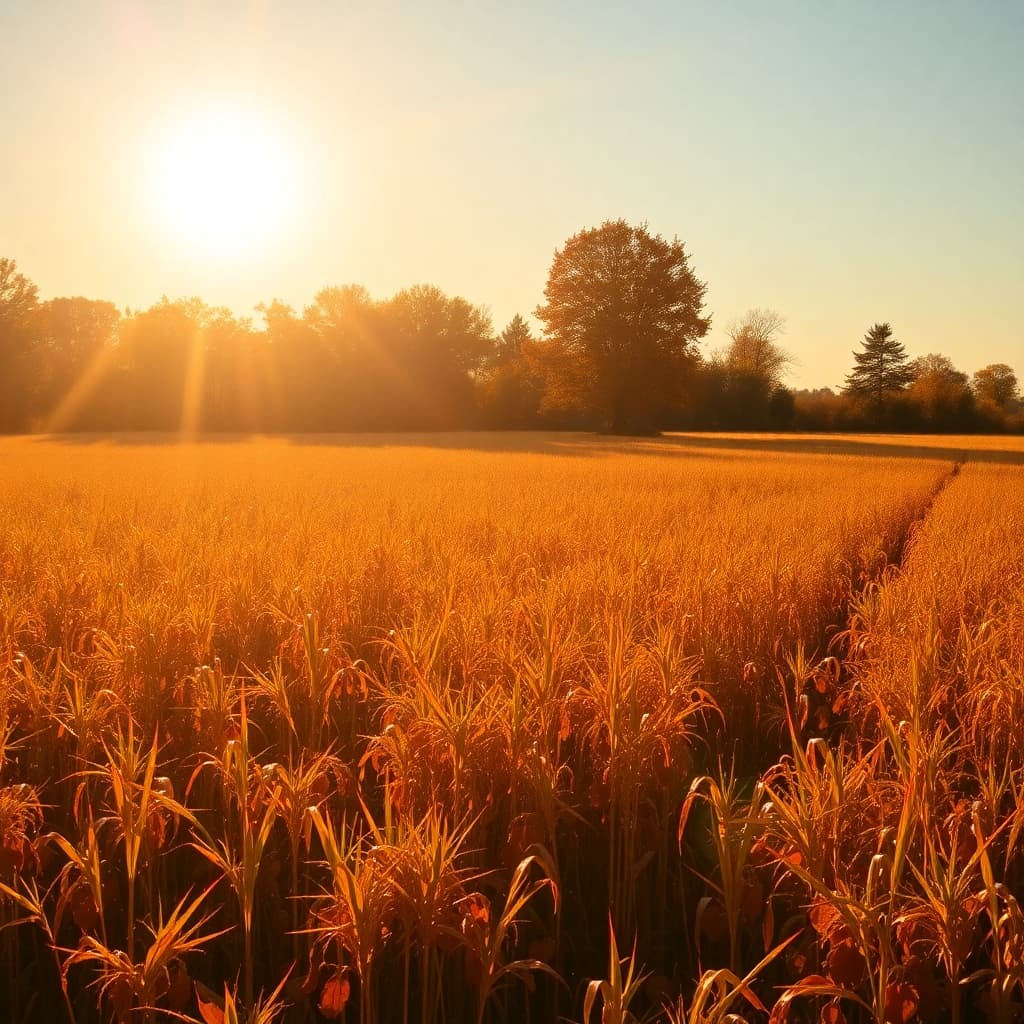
[724,308,792,388]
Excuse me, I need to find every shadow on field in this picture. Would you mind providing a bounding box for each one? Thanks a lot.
[654,433,1024,465]
[26,431,1024,464]
[27,431,716,460]
[281,431,723,460]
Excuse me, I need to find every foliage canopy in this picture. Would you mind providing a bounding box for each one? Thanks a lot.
[535,220,710,434]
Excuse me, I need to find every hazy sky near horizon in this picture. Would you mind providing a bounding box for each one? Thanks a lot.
[1,1,1021,389]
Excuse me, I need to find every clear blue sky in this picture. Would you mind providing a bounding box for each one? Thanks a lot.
[1,1,1021,387]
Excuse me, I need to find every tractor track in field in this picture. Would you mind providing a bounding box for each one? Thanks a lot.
[841,451,966,634]
[730,454,969,770]
[792,454,968,753]
[882,452,967,575]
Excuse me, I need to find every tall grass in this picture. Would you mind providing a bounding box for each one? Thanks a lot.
[0,433,1019,1022]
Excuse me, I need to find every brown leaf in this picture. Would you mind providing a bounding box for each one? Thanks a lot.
[808,899,842,938]
[70,880,99,933]
[558,709,571,743]
[0,836,25,875]
[319,974,351,1019]
[884,982,919,1024]
[740,870,765,922]
[820,1001,847,1024]
[768,982,835,1024]
[895,913,934,958]
[696,896,728,944]
[195,981,224,1024]
[826,939,866,987]
[503,812,545,868]
[108,976,133,1022]
[164,959,191,1011]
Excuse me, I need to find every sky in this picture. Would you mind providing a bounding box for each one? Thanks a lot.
[1,1,1021,389]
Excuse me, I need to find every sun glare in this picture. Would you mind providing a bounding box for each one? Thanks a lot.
[148,106,295,255]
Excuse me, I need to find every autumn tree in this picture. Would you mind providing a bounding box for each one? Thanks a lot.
[725,308,790,386]
[261,284,495,431]
[535,220,709,434]
[379,284,495,429]
[200,309,260,431]
[973,363,1019,410]
[489,313,533,368]
[0,258,41,430]
[259,299,316,430]
[906,353,975,430]
[713,307,794,428]
[842,322,914,415]
[33,297,120,423]
[478,314,544,428]
[118,298,233,431]
[300,285,378,429]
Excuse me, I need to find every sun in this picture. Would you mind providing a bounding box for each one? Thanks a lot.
[148,105,295,255]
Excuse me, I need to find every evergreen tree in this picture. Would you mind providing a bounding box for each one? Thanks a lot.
[842,322,913,412]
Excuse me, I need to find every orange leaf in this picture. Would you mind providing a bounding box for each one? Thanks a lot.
[808,899,841,937]
[558,709,571,742]
[319,974,351,1019]
[821,1001,847,1024]
[826,940,866,987]
[195,981,224,1024]
[884,982,918,1024]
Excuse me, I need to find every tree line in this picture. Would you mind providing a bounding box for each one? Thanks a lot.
[1,224,1020,435]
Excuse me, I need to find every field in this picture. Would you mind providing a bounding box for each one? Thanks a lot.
[1,432,1023,1024]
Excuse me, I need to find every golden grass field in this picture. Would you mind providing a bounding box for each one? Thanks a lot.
[1,432,1023,1024]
